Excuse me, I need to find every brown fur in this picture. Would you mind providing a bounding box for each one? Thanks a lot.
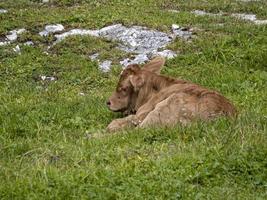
[107,57,237,132]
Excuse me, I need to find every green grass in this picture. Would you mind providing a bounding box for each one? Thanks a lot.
[0,0,267,199]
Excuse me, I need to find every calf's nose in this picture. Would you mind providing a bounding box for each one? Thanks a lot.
[106,100,111,106]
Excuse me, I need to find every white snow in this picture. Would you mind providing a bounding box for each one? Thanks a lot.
[191,10,267,25]
[232,13,267,25]
[54,29,99,43]
[191,10,223,17]
[13,45,21,54]
[52,24,190,71]
[120,54,149,67]
[39,24,64,37]
[0,29,26,46]
[99,60,112,72]
[153,50,177,59]
[0,9,8,14]
[24,41,34,46]
[40,75,56,81]
[89,53,99,61]
[0,41,10,46]
[6,29,26,41]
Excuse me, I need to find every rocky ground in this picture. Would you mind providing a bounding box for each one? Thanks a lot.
[1,1,267,72]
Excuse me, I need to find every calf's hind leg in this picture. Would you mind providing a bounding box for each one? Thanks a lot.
[139,93,196,128]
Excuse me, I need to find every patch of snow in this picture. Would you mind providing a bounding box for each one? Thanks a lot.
[98,24,173,54]
[6,29,26,41]
[216,23,225,27]
[0,29,26,46]
[239,0,260,2]
[192,10,209,16]
[89,53,99,61]
[54,24,191,53]
[42,0,49,3]
[119,58,132,67]
[24,41,34,46]
[172,24,192,40]
[232,13,267,25]
[254,20,267,25]
[40,75,56,81]
[131,54,149,64]
[232,13,257,21]
[167,10,180,13]
[119,49,178,67]
[0,41,10,46]
[99,24,123,34]
[120,54,149,67]
[172,24,180,30]
[0,9,8,14]
[54,29,99,43]
[153,50,177,59]
[191,10,223,17]
[53,24,193,70]
[191,10,267,25]
[13,45,21,54]
[99,60,112,72]
[39,24,64,37]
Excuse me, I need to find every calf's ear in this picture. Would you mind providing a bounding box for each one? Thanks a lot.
[143,56,165,74]
[129,75,144,91]
[126,64,140,72]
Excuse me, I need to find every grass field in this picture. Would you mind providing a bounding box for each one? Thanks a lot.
[0,0,267,199]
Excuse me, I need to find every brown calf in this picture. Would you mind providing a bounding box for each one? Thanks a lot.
[107,57,236,132]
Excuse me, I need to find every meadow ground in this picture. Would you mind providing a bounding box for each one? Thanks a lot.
[0,0,267,199]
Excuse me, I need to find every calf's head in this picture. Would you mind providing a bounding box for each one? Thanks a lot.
[107,56,165,114]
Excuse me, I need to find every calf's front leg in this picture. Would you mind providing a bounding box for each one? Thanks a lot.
[107,115,136,132]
